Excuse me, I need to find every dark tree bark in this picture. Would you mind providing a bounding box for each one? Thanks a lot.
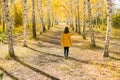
[32,0,37,38]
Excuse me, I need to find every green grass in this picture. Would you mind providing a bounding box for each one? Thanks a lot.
[94,25,120,39]
[0,32,5,43]
[0,73,3,80]
[83,42,103,49]
[111,28,120,37]
[12,25,23,35]
[3,53,11,60]
[0,25,2,31]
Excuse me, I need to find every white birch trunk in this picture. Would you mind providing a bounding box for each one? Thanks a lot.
[70,0,74,31]
[74,0,77,32]
[87,0,96,47]
[4,0,15,57]
[1,1,5,32]
[103,0,112,57]
[38,0,46,34]
[11,2,15,29]
[82,0,86,39]
[46,0,51,30]
[23,0,27,46]
[77,0,80,34]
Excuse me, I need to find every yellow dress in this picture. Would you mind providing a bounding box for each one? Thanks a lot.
[60,33,72,47]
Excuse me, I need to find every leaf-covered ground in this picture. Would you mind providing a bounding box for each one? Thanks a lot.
[0,23,120,80]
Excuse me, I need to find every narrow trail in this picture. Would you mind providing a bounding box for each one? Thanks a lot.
[0,23,120,80]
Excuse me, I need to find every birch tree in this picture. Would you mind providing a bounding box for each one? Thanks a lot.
[74,0,77,32]
[38,0,46,34]
[66,17,69,25]
[70,0,74,31]
[103,0,112,57]
[87,0,96,47]
[1,1,5,32]
[23,0,27,46]
[32,0,36,38]
[76,0,80,34]
[4,0,15,57]
[82,0,86,39]
[100,1,104,26]
[46,0,51,30]
[10,0,15,29]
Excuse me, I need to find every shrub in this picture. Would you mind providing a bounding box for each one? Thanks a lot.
[0,32,5,43]
[0,73,3,80]
[112,14,120,28]
[11,3,23,27]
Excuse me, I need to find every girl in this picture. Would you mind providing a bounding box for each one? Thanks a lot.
[60,26,72,59]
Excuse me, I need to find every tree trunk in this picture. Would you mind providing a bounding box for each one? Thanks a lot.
[38,0,46,34]
[74,0,77,32]
[82,0,86,39]
[51,9,54,27]
[23,0,27,46]
[1,1,5,33]
[4,0,15,57]
[87,0,96,47]
[46,0,51,30]
[95,13,98,28]
[66,17,69,25]
[103,0,112,57]
[41,0,46,33]
[11,2,15,29]
[77,0,80,34]
[101,10,104,26]
[32,0,36,38]
[70,0,74,31]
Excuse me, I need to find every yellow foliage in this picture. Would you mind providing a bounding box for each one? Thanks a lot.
[3,0,107,23]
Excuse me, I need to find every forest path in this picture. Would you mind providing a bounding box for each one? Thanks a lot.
[0,23,120,80]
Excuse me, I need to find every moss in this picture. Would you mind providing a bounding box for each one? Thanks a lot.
[4,53,11,60]
[84,42,103,49]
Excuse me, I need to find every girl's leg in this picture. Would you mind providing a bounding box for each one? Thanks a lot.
[66,47,69,57]
[64,47,67,57]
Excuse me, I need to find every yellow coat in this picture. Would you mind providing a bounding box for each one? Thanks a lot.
[60,33,72,47]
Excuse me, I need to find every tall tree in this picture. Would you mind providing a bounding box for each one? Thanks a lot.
[82,0,86,39]
[32,0,36,38]
[87,0,96,47]
[100,1,105,26]
[1,1,5,32]
[23,0,27,46]
[38,0,46,34]
[95,13,98,28]
[69,0,74,31]
[74,0,77,32]
[51,9,54,27]
[4,0,15,57]
[46,0,51,30]
[10,0,15,29]
[66,17,69,25]
[103,0,112,57]
[76,0,80,34]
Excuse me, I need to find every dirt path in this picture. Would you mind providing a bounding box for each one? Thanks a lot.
[0,23,120,80]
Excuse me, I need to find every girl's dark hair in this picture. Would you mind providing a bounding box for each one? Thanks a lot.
[64,26,69,33]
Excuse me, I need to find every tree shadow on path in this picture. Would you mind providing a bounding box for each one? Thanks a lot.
[109,56,120,61]
[26,45,120,74]
[0,66,19,80]
[13,56,60,80]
